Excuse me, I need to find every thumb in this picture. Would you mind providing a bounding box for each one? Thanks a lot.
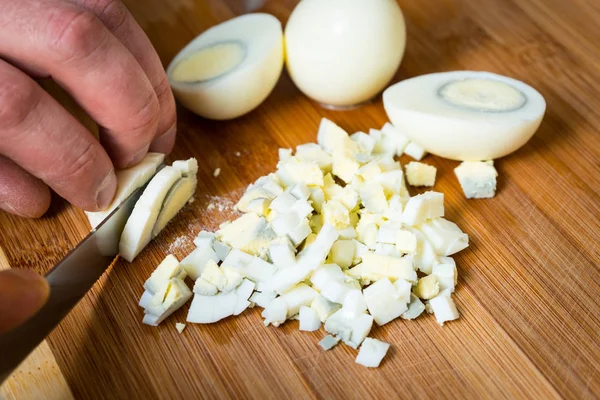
[0,269,49,334]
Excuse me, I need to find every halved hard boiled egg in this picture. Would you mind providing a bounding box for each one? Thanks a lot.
[383,71,546,161]
[167,13,284,120]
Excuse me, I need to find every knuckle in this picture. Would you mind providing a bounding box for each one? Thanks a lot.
[53,141,99,187]
[130,92,160,139]
[0,78,39,132]
[154,74,172,103]
[75,0,128,32]
[47,8,106,63]
[99,0,129,33]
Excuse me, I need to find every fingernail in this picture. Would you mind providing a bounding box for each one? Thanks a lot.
[150,124,177,154]
[96,169,117,210]
[126,144,150,168]
[0,201,28,218]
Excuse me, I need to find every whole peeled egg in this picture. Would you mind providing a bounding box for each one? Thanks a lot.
[284,0,406,108]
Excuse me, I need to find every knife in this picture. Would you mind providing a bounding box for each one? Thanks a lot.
[0,181,148,383]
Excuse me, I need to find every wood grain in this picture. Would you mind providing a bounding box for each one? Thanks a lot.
[0,0,599,398]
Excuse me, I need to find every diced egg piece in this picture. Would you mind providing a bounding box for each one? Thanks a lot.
[193,230,215,248]
[432,258,458,292]
[295,143,333,171]
[227,256,277,291]
[405,162,436,187]
[324,310,373,349]
[454,161,498,199]
[355,338,390,368]
[267,224,338,293]
[418,218,469,256]
[362,278,408,326]
[187,279,255,324]
[281,284,318,317]
[402,294,426,320]
[396,229,417,254]
[261,297,288,327]
[213,240,231,262]
[374,243,402,258]
[143,254,185,293]
[289,182,311,200]
[322,200,350,230]
[414,275,440,300]
[380,123,409,155]
[311,294,341,322]
[249,290,277,309]
[393,279,412,304]
[428,291,460,326]
[309,263,347,286]
[269,192,297,214]
[376,221,402,244]
[193,277,218,296]
[350,131,376,155]
[299,306,322,331]
[175,322,186,333]
[401,191,444,226]
[143,278,192,326]
[403,142,427,160]
[217,213,275,258]
[180,246,219,280]
[407,228,438,274]
[319,335,341,351]
[268,238,296,268]
[342,290,367,318]
[347,252,416,284]
[320,280,356,304]
[383,71,546,160]
[236,174,283,212]
[329,240,355,269]
[279,148,293,162]
[359,182,388,214]
[167,14,284,120]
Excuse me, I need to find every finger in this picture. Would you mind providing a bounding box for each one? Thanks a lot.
[0,1,160,168]
[75,0,177,153]
[0,59,117,211]
[0,269,50,334]
[0,155,51,218]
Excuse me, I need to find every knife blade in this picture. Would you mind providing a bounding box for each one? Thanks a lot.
[0,182,147,383]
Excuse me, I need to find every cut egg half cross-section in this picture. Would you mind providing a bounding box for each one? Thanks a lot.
[383,71,546,161]
[167,13,284,120]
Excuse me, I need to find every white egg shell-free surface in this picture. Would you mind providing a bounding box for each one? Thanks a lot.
[285,0,406,107]
[167,13,284,120]
[383,71,546,161]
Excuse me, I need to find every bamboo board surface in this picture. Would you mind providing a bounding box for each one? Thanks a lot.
[1,0,599,399]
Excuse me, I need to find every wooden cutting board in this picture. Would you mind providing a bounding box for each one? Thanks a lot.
[1,0,599,399]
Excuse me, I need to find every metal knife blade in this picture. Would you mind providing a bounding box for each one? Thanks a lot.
[0,182,147,383]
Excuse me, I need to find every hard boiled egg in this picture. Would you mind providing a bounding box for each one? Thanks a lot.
[167,13,284,120]
[285,0,406,108]
[383,71,546,160]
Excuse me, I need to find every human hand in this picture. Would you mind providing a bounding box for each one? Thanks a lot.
[0,269,49,334]
[0,0,177,218]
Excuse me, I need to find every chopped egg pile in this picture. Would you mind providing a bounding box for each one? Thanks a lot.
[139,118,469,368]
